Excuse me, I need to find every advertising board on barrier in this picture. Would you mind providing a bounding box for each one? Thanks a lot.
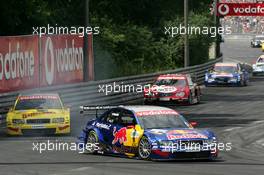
[217,3,264,16]
[0,35,39,92]
[40,35,84,86]
[0,34,93,93]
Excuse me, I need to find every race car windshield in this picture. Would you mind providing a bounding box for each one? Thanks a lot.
[137,114,189,129]
[15,98,62,110]
[154,79,186,86]
[257,58,264,63]
[213,66,238,73]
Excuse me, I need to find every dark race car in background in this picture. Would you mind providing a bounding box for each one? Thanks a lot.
[77,105,218,161]
[251,35,264,48]
[143,74,201,105]
[205,62,250,87]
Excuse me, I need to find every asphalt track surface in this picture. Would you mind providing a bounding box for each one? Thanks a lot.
[1,35,264,175]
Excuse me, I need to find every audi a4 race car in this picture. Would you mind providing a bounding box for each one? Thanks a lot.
[143,74,201,105]
[77,105,218,160]
[6,93,70,136]
[205,62,249,86]
[253,55,264,76]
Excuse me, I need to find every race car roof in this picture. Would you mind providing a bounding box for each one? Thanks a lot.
[157,74,187,79]
[19,92,60,96]
[215,62,237,67]
[122,105,176,113]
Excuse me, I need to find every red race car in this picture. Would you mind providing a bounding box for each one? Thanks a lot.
[144,74,201,105]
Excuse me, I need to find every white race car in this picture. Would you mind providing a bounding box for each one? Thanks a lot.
[253,55,264,76]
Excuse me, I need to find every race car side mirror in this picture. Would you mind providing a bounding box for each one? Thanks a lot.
[190,121,198,127]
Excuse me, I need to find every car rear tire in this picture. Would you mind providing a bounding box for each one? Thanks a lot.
[138,136,152,160]
[244,79,249,86]
[196,94,201,104]
[238,80,244,87]
[188,94,194,105]
[86,130,99,154]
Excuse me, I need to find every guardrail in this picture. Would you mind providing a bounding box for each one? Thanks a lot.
[0,57,223,125]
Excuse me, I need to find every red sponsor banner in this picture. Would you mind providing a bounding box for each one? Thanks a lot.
[40,35,84,86]
[217,3,264,16]
[0,34,94,93]
[0,36,39,93]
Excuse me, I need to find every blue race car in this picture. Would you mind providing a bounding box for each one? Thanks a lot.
[77,105,218,160]
[205,62,249,86]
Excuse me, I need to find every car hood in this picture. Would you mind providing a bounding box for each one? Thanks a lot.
[150,85,186,93]
[209,72,236,78]
[11,109,66,119]
[145,128,214,141]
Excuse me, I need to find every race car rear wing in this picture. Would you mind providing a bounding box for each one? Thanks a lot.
[80,105,122,118]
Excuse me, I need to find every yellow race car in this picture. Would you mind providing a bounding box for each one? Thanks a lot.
[6,93,70,136]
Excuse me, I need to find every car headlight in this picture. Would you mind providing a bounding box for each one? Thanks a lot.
[145,90,156,96]
[176,92,185,97]
[12,119,25,124]
[203,137,217,145]
[205,74,208,81]
[229,77,237,81]
[52,118,65,123]
[237,75,241,81]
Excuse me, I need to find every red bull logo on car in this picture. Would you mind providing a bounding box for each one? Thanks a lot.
[112,127,127,144]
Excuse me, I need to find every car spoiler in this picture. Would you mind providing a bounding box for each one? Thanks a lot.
[80,105,121,118]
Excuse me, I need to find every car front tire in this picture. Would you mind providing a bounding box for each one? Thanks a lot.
[138,136,152,160]
[86,130,99,154]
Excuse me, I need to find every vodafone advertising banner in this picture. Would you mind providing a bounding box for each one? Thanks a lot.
[40,35,84,87]
[217,3,264,16]
[0,36,39,92]
[0,34,93,93]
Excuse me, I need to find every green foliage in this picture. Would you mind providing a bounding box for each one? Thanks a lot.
[0,0,215,77]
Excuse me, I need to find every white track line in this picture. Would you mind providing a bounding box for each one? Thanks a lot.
[224,127,241,132]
